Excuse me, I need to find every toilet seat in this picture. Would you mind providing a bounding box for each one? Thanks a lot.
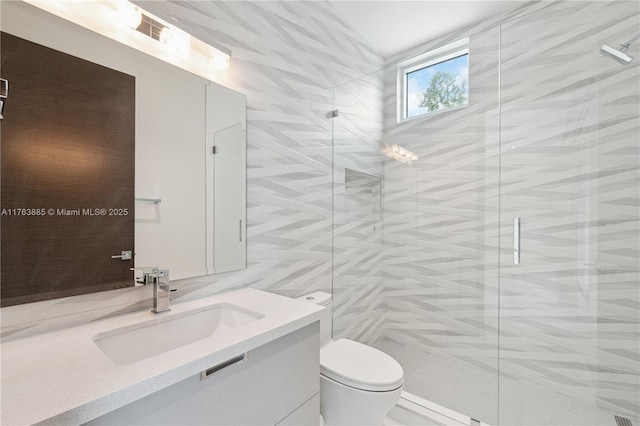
[320,339,403,392]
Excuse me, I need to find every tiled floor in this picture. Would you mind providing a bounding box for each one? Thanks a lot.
[374,339,497,423]
[374,340,639,426]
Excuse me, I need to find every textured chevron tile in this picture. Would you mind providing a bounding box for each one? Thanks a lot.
[332,69,387,345]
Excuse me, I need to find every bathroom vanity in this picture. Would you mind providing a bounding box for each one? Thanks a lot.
[0,289,323,425]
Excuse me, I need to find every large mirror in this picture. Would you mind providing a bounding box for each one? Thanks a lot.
[0,1,246,307]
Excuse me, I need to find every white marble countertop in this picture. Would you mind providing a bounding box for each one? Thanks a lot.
[0,289,323,425]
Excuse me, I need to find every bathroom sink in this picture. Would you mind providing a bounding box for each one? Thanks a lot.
[92,304,264,365]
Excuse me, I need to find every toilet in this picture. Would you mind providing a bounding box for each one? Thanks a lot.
[298,292,403,426]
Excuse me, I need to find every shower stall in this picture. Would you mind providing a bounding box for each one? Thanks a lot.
[331,1,640,425]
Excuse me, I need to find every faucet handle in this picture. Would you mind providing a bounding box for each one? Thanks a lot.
[130,266,159,286]
[149,269,169,278]
[149,270,174,293]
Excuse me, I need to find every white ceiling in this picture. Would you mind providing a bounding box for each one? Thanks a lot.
[330,1,522,58]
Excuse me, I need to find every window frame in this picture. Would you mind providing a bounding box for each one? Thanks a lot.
[397,38,470,122]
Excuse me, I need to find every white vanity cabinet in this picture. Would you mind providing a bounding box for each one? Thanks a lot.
[85,323,320,426]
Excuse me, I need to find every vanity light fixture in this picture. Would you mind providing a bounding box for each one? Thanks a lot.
[384,144,418,165]
[211,48,230,70]
[125,1,231,68]
[23,0,232,81]
[159,26,191,51]
[116,0,142,30]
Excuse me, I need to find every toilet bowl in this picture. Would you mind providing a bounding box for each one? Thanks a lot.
[298,292,403,426]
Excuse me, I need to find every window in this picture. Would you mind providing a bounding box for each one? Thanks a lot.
[398,38,469,121]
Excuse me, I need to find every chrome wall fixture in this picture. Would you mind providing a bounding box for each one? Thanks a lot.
[513,217,521,265]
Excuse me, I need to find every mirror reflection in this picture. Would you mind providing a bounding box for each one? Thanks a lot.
[0,1,246,307]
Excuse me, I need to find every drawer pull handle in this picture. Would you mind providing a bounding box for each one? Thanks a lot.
[201,353,247,380]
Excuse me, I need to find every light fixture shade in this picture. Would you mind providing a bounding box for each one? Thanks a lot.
[384,144,418,164]
[159,27,191,51]
[23,0,231,80]
[117,1,142,29]
[212,50,230,70]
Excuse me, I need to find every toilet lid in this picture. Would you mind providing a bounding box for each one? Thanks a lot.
[320,339,404,392]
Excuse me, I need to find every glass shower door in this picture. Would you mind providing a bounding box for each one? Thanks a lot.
[368,24,502,424]
[498,1,640,425]
[331,24,503,421]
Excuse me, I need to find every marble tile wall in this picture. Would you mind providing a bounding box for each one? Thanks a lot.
[331,70,386,345]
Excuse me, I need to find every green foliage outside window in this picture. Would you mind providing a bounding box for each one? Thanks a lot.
[419,71,467,112]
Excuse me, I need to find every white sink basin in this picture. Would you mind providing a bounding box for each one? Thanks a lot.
[92,304,264,365]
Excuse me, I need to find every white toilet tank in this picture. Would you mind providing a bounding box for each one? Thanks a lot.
[297,291,332,346]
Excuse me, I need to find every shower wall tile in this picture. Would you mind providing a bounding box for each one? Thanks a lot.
[0,0,382,338]
[332,70,387,345]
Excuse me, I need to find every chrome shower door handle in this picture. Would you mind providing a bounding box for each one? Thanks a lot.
[513,218,521,265]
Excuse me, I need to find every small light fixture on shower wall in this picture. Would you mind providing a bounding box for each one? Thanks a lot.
[383,144,418,165]
[23,0,232,79]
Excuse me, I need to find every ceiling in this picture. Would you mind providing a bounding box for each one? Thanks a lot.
[330,1,522,58]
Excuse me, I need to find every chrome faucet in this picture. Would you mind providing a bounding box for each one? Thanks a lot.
[131,267,176,313]
[149,269,174,313]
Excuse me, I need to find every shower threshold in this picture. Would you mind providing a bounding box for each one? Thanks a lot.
[387,391,489,426]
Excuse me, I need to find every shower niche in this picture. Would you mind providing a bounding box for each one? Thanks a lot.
[344,168,381,223]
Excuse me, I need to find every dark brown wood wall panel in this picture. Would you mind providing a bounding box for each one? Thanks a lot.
[1,32,135,306]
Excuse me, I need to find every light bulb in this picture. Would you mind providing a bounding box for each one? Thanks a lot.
[212,52,230,70]
[159,27,191,51]
[384,144,417,164]
[116,1,142,29]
